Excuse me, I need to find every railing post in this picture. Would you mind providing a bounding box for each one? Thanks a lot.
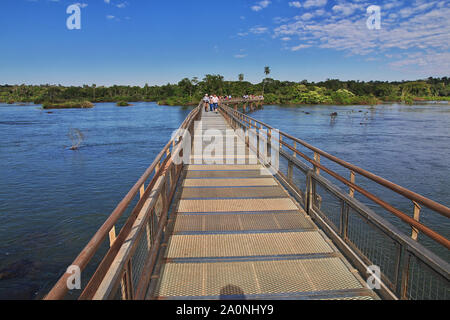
[306,171,313,216]
[341,202,349,240]
[124,259,134,300]
[287,160,293,182]
[399,249,411,300]
[140,184,145,199]
[349,171,355,198]
[109,226,117,247]
[411,201,421,241]
[314,152,321,175]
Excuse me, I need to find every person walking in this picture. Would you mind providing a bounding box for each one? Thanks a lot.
[203,94,210,112]
[213,95,219,112]
[209,95,214,112]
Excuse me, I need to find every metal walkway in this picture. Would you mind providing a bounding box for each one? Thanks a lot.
[45,100,449,301]
[147,110,378,300]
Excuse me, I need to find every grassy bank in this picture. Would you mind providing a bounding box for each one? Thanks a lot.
[42,101,94,109]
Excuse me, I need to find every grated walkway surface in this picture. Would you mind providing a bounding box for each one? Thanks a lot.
[148,109,378,300]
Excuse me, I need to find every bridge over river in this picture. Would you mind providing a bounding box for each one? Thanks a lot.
[45,98,449,300]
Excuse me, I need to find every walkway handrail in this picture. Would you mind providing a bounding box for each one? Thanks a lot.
[45,102,202,300]
[219,104,449,300]
[219,105,450,250]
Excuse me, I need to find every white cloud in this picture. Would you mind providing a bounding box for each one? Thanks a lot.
[116,2,128,9]
[303,0,327,9]
[289,2,302,8]
[291,44,312,51]
[272,1,450,73]
[251,0,271,12]
[250,26,268,34]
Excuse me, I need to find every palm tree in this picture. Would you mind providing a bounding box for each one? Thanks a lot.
[144,83,149,98]
[239,74,244,82]
[263,66,271,95]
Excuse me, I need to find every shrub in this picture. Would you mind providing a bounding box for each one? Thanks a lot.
[116,101,131,107]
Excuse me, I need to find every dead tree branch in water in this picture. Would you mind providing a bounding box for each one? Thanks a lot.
[68,128,84,150]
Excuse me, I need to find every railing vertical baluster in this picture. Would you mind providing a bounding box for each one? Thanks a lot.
[314,152,321,175]
[349,171,355,198]
[119,273,127,300]
[109,226,117,247]
[139,184,145,199]
[411,201,421,241]
[256,123,260,159]
[399,250,411,300]
[293,141,297,158]
[341,202,349,239]
[125,259,134,300]
[287,160,293,182]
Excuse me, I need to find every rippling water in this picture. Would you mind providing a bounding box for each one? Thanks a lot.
[249,104,449,261]
[0,102,448,299]
[0,102,192,299]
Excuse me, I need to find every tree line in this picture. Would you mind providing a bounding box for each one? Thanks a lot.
[1,74,449,107]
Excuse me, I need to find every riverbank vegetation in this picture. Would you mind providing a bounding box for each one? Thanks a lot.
[1,76,448,107]
[42,101,93,109]
[116,101,132,107]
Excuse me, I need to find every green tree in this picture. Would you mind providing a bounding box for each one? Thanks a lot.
[263,66,271,95]
[203,74,224,95]
[178,78,194,99]
[239,74,244,82]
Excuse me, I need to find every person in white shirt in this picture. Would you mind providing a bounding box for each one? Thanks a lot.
[213,95,219,111]
[203,94,210,112]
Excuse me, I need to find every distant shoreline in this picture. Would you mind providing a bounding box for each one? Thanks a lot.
[1,98,448,108]
[2,77,449,107]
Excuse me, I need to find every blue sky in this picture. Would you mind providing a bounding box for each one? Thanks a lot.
[0,0,449,86]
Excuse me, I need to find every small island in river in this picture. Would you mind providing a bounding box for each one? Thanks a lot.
[42,101,94,110]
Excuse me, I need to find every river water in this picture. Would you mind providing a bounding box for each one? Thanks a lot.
[0,102,448,299]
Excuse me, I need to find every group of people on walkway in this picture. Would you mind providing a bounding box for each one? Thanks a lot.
[242,94,264,100]
[202,93,264,112]
[203,94,220,112]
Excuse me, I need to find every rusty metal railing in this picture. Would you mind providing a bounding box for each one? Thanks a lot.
[45,102,202,300]
[219,105,449,300]
[220,97,264,113]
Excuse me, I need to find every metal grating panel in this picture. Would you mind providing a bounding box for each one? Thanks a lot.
[155,258,363,298]
[347,206,400,290]
[186,170,271,179]
[165,232,333,258]
[406,254,449,300]
[177,198,298,213]
[183,178,278,187]
[186,165,262,171]
[324,296,375,300]
[173,213,315,232]
[180,186,287,199]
